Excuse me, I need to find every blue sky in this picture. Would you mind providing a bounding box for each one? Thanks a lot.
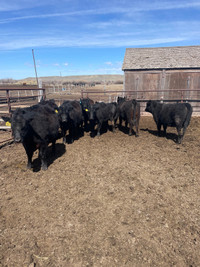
[0,0,200,80]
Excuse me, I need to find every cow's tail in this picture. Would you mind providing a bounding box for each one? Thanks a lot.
[132,99,137,124]
[184,103,193,128]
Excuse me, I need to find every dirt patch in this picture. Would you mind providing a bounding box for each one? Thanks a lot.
[0,116,200,267]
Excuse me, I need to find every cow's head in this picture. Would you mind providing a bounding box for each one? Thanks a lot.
[117,96,126,105]
[11,109,28,143]
[58,106,69,123]
[80,98,91,114]
[89,104,98,120]
[145,100,157,113]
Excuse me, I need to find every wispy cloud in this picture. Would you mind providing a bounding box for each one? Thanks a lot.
[0,35,189,51]
[97,67,123,74]
[0,0,45,11]
[86,20,132,29]
[1,0,200,79]
[1,1,200,24]
[105,62,113,66]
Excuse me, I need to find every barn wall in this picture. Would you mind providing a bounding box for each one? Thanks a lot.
[124,69,200,114]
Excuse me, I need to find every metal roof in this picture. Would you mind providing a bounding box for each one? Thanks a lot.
[122,46,200,70]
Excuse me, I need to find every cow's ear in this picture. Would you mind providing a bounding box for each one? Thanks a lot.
[132,99,136,105]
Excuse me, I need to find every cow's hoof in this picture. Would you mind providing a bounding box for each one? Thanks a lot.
[27,163,32,169]
[41,164,48,171]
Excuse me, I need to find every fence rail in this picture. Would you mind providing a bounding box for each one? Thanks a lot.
[0,86,46,116]
[1,86,200,147]
[81,88,200,115]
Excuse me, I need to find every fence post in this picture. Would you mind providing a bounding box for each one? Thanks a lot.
[42,89,46,100]
[6,90,11,115]
[38,80,43,102]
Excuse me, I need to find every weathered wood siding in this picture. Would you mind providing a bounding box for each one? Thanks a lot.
[124,69,200,114]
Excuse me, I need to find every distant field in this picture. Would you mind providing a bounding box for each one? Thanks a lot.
[0,76,124,117]
[17,74,123,85]
[47,83,124,104]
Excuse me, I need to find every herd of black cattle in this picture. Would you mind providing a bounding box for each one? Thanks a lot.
[10,97,193,170]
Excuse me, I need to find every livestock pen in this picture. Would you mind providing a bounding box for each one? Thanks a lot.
[1,85,200,147]
[1,83,200,266]
[1,113,200,266]
[0,85,46,146]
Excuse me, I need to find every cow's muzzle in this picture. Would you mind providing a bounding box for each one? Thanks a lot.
[14,136,21,143]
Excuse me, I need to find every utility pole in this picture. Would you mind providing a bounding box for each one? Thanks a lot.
[32,49,39,87]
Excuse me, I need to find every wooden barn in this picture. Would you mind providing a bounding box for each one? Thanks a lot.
[122,46,200,114]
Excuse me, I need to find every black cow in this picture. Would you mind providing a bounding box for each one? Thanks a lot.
[39,99,59,112]
[89,102,118,136]
[80,98,94,130]
[1,100,58,125]
[58,100,83,143]
[145,100,193,144]
[11,103,60,170]
[117,97,140,136]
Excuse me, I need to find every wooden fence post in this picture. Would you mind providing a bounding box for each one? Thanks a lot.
[6,90,11,115]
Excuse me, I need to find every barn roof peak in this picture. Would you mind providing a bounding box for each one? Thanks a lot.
[122,45,200,70]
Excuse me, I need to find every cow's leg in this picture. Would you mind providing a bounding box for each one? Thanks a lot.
[110,119,115,133]
[119,117,122,128]
[69,127,74,143]
[112,119,117,133]
[114,118,118,130]
[62,128,66,144]
[129,121,133,136]
[157,123,162,136]
[39,144,48,170]
[26,149,34,169]
[23,143,34,169]
[97,122,102,136]
[163,125,167,136]
[176,126,182,144]
[135,121,139,137]
[182,125,187,139]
